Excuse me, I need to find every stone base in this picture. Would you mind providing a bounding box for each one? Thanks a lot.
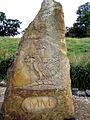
[1,89,74,120]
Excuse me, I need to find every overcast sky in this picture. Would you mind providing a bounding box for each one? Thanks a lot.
[0,0,89,31]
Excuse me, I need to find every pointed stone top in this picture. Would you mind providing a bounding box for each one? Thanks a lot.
[23,0,63,39]
[41,0,62,11]
[42,0,54,8]
[43,0,54,3]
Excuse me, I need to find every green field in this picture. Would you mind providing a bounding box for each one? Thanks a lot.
[0,37,90,64]
[0,37,90,89]
[0,37,20,62]
[66,37,90,64]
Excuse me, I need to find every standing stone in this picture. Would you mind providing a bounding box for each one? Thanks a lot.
[1,0,75,119]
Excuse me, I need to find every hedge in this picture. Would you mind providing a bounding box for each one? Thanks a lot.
[71,63,90,90]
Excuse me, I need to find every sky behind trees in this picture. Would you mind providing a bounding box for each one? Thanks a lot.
[0,0,89,31]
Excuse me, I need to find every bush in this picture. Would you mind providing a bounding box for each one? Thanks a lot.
[0,58,13,81]
[70,62,90,90]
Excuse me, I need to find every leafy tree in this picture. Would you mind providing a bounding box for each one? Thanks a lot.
[66,27,75,37]
[0,12,6,21]
[0,12,6,36]
[76,2,90,37]
[0,12,21,36]
[66,2,90,37]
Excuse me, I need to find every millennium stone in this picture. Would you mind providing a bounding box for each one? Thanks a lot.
[1,0,75,119]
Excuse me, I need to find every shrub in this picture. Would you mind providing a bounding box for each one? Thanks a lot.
[70,62,90,90]
[0,58,13,81]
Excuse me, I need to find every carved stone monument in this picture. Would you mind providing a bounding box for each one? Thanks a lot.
[1,0,75,119]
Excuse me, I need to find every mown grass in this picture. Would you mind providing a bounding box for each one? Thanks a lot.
[0,37,90,63]
[66,37,90,64]
[0,37,20,62]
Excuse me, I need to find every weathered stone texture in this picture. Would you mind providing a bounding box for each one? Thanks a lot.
[1,0,75,119]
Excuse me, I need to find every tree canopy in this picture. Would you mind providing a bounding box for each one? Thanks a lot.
[66,2,90,37]
[0,12,21,36]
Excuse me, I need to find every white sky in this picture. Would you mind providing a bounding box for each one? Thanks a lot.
[0,0,89,31]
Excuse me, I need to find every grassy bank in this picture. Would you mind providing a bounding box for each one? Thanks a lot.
[0,37,19,62]
[66,37,90,64]
[0,37,90,63]
[0,37,90,89]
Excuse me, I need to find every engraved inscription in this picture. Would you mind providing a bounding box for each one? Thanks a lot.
[22,97,57,112]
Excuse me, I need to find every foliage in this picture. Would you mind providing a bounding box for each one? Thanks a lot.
[0,12,21,36]
[0,58,13,80]
[67,37,90,90]
[66,2,90,37]
[0,37,19,62]
[0,37,19,81]
[66,37,90,64]
[71,62,90,90]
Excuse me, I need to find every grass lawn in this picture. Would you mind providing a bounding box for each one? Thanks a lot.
[66,37,90,64]
[0,37,90,64]
[0,37,20,62]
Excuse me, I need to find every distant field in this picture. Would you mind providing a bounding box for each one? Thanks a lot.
[66,37,90,64]
[0,37,20,62]
[0,37,90,64]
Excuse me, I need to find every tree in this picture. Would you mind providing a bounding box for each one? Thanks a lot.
[0,12,21,36]
[0,12,6,36]
[66,2,90,37]
[76,2,90,37]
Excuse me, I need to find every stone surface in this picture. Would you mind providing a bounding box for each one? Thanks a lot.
[0,81,7,87]
[0,87,6,103]
[72,88,79,96]
[22,96,57,112]
[1,0,75,119]
[86,90,90,97]
[73,96,90,120]
[78,91,86,97]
